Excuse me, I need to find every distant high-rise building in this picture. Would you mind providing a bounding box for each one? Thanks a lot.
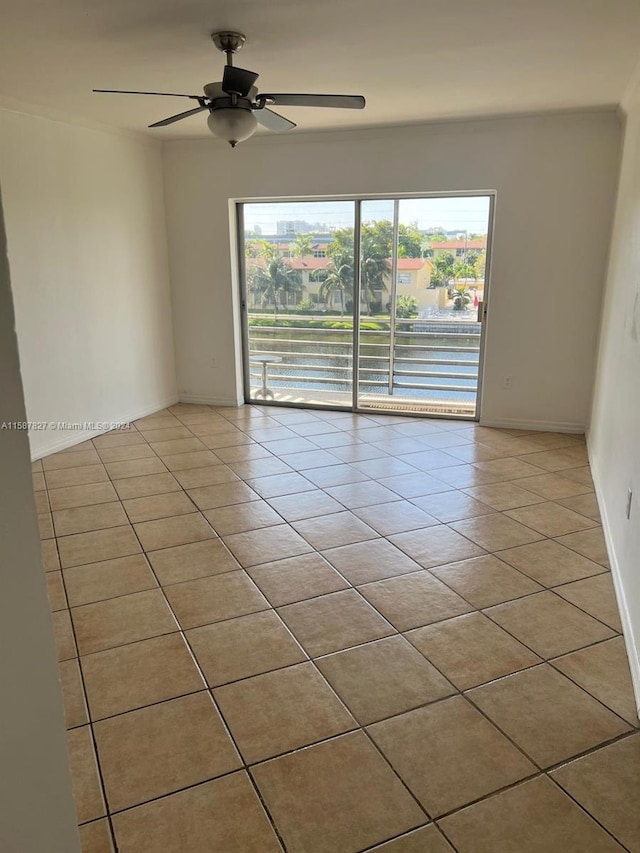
[276,220,327,236]
[277,220,310,236]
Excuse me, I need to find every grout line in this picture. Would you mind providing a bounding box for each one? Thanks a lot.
[431,771,629,853]
[55,549,120,851]
[66,684,211,728]
[93,457,289,851]
[545,654,638,729]
[544,763,634,852]
[357,821,460,853]
[54,414,424,847]
[41,404,631,850]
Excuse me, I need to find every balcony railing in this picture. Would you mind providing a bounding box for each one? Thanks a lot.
[246,314,480,411]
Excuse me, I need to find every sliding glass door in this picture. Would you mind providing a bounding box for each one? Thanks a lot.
[238,193,493,419]
[356,195,492,416]
[240,200,356,408]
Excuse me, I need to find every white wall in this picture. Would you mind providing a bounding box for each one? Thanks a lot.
[0,188,80,852]
[589,74,640,712]
[0,110,178,458]
[163,111,621,429]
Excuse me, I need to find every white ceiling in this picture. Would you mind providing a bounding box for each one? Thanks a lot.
[1,0,640,139]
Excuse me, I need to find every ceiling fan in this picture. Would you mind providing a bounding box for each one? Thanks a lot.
[94,31,366,147]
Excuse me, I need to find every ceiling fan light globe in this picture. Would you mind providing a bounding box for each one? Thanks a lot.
[207,108,257,146]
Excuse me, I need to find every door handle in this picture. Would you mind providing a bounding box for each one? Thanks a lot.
[477,300,487,323]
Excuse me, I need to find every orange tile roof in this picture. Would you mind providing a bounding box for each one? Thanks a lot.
[250,256,430,271]
[430,240,486,250]
[287,257,429,270]
[396,258,426,269]
[286,257,331,270]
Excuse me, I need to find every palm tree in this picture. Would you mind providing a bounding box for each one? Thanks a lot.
[452,286,472,311]
[322,228,390,315]
[317,248,353,314]
[250,251,303,317]
[360,231,389,315]
[291,233,314,259]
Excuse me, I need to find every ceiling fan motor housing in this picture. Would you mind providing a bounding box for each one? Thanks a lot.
[202,82,258,102]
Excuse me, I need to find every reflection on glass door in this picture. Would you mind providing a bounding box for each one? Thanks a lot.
[356,199,394,405]
[356,195,492,418]
[238,193,493,418]
[241,200,355,407]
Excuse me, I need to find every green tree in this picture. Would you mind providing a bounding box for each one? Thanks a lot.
[245,239,268,259]
[395,295,419,318]
[452,287,472,311]
[324,226,390,314]
[472,250,486,280]
[327,227,355,256]
[291,233,314,259]
[365,220,393,255]
[398,223,423,258]
[465,250,480,271]
[297,296,315,312]
[360,231,390,315]
[317,248,353,314]
[460,250,487,281]
[247,239,279,260]
[249,251,303,317]
[453,261,476,282]
[430,252,455,288]
[360,221,422,258]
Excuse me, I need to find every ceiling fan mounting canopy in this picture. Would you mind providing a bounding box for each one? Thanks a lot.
[210,31,247,55]
[93,31,366,147]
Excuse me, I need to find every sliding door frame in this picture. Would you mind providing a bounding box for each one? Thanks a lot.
[236,202,254,406]
[474,192,496,423]
[387,198,400,396]
[351,200,362,412]
[235,189,496,421]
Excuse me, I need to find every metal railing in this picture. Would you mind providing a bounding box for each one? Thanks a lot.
[246,314,480,401]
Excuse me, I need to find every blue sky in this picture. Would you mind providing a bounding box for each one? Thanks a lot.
[243,195,491,234]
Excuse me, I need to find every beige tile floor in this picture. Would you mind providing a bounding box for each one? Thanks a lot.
[32,404,640,853]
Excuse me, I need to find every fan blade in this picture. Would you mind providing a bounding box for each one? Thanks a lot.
[258,94,365,109]
[255,108,296,132]
[93,89,203,100]
[222,66,259,97]
[149,105,208,128]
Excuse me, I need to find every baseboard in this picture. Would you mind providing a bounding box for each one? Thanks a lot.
[479,417,585,434]
[30,395,179,461]
[586,433,640,719]
[178,393,242,407]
